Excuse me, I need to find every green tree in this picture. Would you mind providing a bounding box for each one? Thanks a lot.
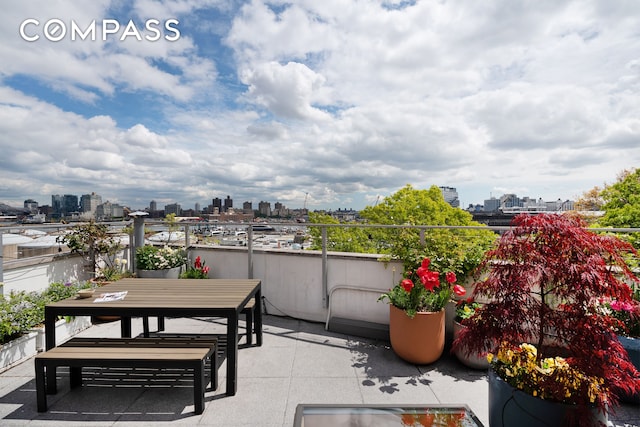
[309,185,496,282]
[307,212,376,253]
[57,220,123,278]
[360,185,496,280]
[598,168,640,251]
[600,168,640,227]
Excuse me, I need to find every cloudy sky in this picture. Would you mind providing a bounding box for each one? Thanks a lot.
[1,0,638,212]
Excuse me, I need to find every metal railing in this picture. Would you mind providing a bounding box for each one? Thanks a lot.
[2,220,639,306]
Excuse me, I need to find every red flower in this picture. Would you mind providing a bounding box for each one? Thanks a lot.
[194,256,202,269]
[203,266,210,275]
[453,284,466,296]
[445,271,456,284]
[401,279,415,292]
[421,258,431,269]
[420,271,440,291]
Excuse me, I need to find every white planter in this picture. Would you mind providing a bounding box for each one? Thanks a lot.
[453,321,491,369]
[0,331,38,373]
[137,265,183,278]
[32,316,93,352]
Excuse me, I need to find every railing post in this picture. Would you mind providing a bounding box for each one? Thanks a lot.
[130,212,148,272]
[184,224,190,248]
[247,226,254,279]
[322,226,328,308]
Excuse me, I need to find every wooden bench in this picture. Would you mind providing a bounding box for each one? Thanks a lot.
[35,337,218,414]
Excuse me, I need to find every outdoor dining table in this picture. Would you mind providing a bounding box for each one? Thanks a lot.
[44,278,262,396]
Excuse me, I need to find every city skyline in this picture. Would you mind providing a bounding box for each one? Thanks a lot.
[1,2,638,210]
[7,185,578,214]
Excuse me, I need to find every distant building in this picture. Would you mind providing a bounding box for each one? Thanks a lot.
[258,201,271,217]
[165,203,181,216]
[96,201,124,220]
[330,208,358,221]
[223,195,233,212]
[149,200,157,212]
[273,202,290,217]
[483,197,500,212]
[51,195,62,216]
[80,192,102,217]
[439,186,460,208]
[243,201,253,214]
[195,203,201,213]
[500,194,521,210]
[212,198,222,213]
[24,199,38,213]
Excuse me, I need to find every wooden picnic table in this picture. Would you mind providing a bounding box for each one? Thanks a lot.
[44,278,262,396]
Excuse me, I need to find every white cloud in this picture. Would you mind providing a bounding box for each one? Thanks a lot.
[1,0,639,210]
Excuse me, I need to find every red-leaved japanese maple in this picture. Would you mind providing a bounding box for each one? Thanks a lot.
[452,213,640,426]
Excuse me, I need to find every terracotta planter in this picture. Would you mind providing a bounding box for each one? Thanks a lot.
[389,305,445,364]
[453,321,490,369]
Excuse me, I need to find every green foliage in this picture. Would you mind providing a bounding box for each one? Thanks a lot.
[57,220,123,277]
[0,281,92,344]
[597,168,640,250]
[136,245,186,270]
[361,185,497,280]
[307,212,377,253]
[180,256,210,279]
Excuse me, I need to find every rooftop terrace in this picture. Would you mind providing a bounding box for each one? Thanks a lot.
[1,314,638,426]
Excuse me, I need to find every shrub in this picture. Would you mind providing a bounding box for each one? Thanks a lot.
[0,281,92,344]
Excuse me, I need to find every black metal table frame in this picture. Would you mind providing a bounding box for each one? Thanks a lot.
[44,282,262,397]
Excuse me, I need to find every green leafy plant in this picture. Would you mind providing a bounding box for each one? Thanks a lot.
[57,221,123,278]
[135,245,186,270]
[361,185,497,282]
[455,298,481,322]
[453,213,640,426]
[180,256,210,279]
[0,281,92,344]
[379,256,466,317]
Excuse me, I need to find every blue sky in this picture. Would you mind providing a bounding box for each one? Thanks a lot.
[1,0,639,211]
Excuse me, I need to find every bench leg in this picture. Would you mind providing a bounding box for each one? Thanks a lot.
[142,317,165,337]
[70,367,82,388]
[210,348,218,391]
[194,361,205,415]
[245,307,253,345]
[142,317,150,337]
[45,365,57,394]
[35,360,48,412]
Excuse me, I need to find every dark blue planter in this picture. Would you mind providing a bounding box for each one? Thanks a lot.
[618,335,640,404]
[488,369,607,427]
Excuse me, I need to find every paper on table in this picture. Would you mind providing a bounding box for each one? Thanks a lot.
[94,291,128,303]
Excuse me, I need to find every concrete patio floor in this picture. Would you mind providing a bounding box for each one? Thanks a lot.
[0,314,638,426]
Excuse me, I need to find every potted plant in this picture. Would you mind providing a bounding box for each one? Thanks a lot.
[135,245,187,278]
[379,256,466,364]
[453,213,640,427]
[452,298,489,369]
[598,285,640,403]
[180,256,211,279]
